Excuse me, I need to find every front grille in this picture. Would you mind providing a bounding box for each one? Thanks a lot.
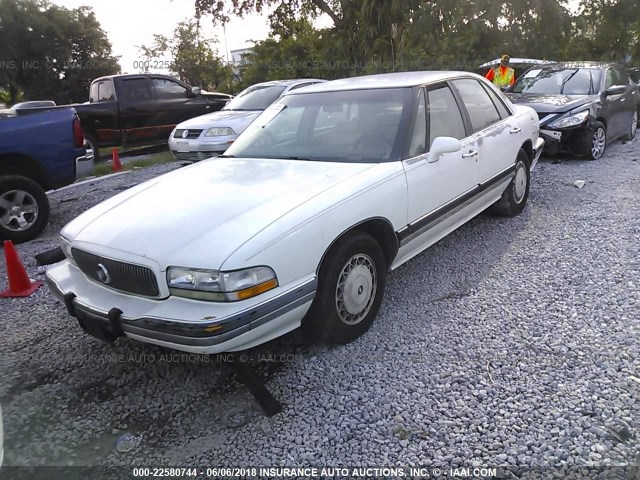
[72,248,160,297]
[173,129,203,139]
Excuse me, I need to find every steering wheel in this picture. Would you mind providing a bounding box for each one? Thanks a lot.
[354,134,393,152]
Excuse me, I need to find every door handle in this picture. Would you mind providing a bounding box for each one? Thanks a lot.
[509,127,522,134]
[461,149,478,158]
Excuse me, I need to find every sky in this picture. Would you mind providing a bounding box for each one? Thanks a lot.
[51,0,297,74]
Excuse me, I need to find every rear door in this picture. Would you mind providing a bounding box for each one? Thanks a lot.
[116,77,160,145]
[402,84,479,239]
[450,78,519,182]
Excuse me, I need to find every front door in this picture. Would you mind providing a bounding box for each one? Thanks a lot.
[402,84,479,244]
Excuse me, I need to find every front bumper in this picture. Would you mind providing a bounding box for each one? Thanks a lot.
[168,135,236,161]
[532,137,544,170]
[45,261,315,354]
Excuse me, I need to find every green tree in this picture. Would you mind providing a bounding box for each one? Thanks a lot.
[0,0,120,105]
[139,19,233,92]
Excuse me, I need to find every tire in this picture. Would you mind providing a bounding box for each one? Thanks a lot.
[85,134,100,161]
[303,231,387,345]
[0,175,50,244]
[489,149,530,217]
[586,121,606,160]
[623,110,638,141]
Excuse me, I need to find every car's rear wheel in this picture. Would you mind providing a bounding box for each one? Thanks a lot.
[303,231,386,345]
[587,122,606,160]
[489,149,530,217]
[623,111,637,141]
[0,175,50,244]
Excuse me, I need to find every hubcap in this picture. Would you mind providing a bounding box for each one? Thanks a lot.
[0,190,38,232]
[513,161,527,204]
[591,127,606,159]
[335,254,376,325]
[631,112,638,138]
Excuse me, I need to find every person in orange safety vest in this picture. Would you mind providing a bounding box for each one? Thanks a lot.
[485,54,515,88]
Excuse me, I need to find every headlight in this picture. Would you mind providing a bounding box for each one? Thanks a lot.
[549,110,589,129]
[60,235,74,262]
[167,266,277,301]
[205,127,235,137]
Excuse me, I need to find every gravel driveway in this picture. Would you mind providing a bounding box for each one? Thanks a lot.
[0,140,639,479]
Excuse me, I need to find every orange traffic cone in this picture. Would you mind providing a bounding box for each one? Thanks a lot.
[0,240,43,298]
[112,148,123,172]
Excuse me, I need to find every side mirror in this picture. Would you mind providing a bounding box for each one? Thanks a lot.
[428,136,462,163]
[605,85,626,96]
[188,86,201,98]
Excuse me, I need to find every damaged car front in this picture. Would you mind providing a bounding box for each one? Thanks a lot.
[507,62,639,159]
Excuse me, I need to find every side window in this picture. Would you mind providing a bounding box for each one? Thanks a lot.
[427,86,466,145]
[613,67,629,86]
[408,89,427,157]
[121,78,152,102]
[480,82,510,119]
[605,69,614,89]
[95,81,115,102]
[151,79,187,99]
[452,79,501,132]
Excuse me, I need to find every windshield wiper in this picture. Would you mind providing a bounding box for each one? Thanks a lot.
[217,154,235,158]
[560,69,580,94]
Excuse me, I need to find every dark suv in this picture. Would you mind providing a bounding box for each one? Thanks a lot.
[507,62,640,159]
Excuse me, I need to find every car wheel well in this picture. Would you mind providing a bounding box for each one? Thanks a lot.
[596,117,607,130]
[520,140,533,163]
[319,218,399,273]
[0,154,51,190]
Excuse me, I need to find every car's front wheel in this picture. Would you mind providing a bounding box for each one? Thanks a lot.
[0,175,50,244]
[490,149,530,217]
[587,122,607,160]
[303,231,387,345]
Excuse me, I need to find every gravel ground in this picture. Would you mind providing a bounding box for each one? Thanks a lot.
[0,140,639,479]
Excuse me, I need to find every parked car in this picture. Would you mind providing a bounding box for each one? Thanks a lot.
[0,108,92,243]
[168,79,325,161]
[507,62,640,159]
[45,71,543,353]
[27,74,233,158]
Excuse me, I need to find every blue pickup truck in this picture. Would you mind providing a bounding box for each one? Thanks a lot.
[0,107,92,243]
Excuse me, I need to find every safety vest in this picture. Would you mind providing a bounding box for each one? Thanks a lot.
[492,66,514,86]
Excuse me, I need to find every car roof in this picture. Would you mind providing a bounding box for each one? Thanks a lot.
[285,71,484,94]
[536,61,620,70]
[252,78,326,88]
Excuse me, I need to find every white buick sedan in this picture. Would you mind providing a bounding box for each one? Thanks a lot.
[46,71,543,353]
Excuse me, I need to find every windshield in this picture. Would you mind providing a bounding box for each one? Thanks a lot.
[512,68,602,95]
[223,85,287,111]
[224,88,410,163]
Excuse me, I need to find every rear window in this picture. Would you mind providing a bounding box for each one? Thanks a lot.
[90,80,116,103]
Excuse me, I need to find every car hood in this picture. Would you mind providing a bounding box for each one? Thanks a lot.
[177,110,262,133]
[65,158,376,269]
[507,93,597,113]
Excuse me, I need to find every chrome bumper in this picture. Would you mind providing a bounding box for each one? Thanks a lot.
[45,272,316,348]
[532,137,545,170]
[75,153,94,180]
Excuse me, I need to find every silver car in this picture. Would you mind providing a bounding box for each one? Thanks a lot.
[168,79,325,161]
